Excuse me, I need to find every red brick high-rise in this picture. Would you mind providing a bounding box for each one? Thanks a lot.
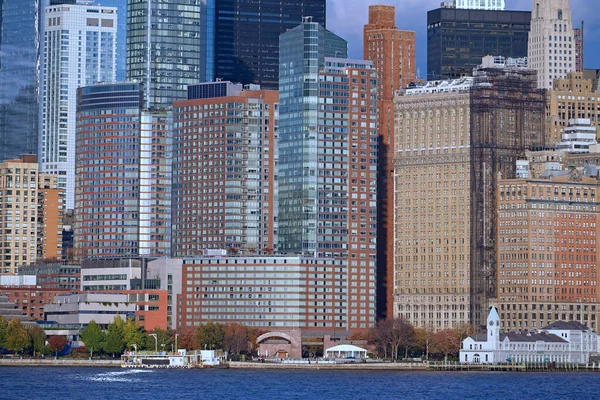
[364,5,416,319]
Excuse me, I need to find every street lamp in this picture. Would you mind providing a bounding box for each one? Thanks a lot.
[149,334,158,353]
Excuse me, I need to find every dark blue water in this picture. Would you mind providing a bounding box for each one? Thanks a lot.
[0,367,599,399]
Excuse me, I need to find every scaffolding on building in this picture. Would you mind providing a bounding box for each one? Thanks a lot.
[469,65,546,326]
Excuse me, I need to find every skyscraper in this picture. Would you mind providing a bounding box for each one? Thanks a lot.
[394,58,545,328]
[40,3,117,210]
[214,0,326,89]
[279,19,378,330]
[172,82,279,256]
[0,0,44,162]
[364,4,415,319]
[528,0,575,89]
[126,0,213,109]
[278,18,347,256]
[75,83,172,259]
[427,6,530,80]
[86,0,127,81]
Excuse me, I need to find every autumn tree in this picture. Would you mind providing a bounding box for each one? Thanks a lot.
[47,336,68,357]
[195,321,225,350]
[123,317,145,350]
[28,325,47,357]
[0,315,7,349]
[103,316,126,356]
[454,323,476,343]
[80,320,104,358]
[414,325,436,361]
[224,323,249,355]
[175,326,199,350]
[5,318,31,355]
[432,329,460,361]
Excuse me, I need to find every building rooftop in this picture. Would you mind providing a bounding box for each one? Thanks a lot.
[542,321,592,332]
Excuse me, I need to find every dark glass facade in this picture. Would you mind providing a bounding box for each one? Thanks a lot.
[0,0,43,162]
[215,0,326,90]
[427,8,531,80]
[126,0,213,109]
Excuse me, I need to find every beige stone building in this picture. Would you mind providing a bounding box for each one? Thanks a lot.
[394,60,545,330]
[547,72,600,146]
[394,79,473,330]
[497,169,600,330]
[528,0,575,89]
[0,155,64,274]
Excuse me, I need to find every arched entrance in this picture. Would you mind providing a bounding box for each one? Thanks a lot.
[473,354,481,364]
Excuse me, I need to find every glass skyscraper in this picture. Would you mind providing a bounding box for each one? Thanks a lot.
[86,0,127,82]
[427,7,531,80]
[278,17,347,255]
[214,0,326,89]
[126,0,213,109]
[0,0,43,162]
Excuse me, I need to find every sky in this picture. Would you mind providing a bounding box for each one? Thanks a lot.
[327,0,600,79]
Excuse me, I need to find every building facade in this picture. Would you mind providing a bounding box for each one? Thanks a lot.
[546,72,600,146]
[44,291,168,331]
[394,60,545,329]
[214,0,326,90]
[18,263,80,290]
[556,118,596,153]
[75,83,172,259]
[0,285,74,321]
[427,7,530,80]
[460,307,598,364]
[451,0,506,10]
[0,155,65,275]
[497,170,600,331]
[126,0,212,109]
[364,5,415,318]
[574,21,584,73]
[279,20,378,330]
[41,3,117,209]
[179,256,348,330]
[394,79,473,330]
[0,0,44,163]
[528,0,575,89]
[172,82,278,256]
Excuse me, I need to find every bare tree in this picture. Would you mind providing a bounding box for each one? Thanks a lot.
[369,317,415,360]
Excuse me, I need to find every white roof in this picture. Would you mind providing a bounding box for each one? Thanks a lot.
[325,344,367,353]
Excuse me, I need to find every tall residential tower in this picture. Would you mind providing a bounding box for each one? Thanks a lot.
[364,4,415,318]
[75,83,172,259]
[279,19,378,330]
[40,3,117,209]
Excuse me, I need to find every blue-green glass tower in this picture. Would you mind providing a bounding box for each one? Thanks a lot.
[278,17,347,254]
[0,0,44,162]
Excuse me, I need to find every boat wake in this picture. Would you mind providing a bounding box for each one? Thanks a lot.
[84,369,154,383]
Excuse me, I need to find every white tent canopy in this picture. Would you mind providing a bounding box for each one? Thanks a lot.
[325,344,368,358]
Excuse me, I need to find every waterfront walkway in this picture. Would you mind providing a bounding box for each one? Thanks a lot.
[0,358,121,368]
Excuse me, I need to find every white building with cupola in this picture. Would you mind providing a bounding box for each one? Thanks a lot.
[460,307,598,364]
